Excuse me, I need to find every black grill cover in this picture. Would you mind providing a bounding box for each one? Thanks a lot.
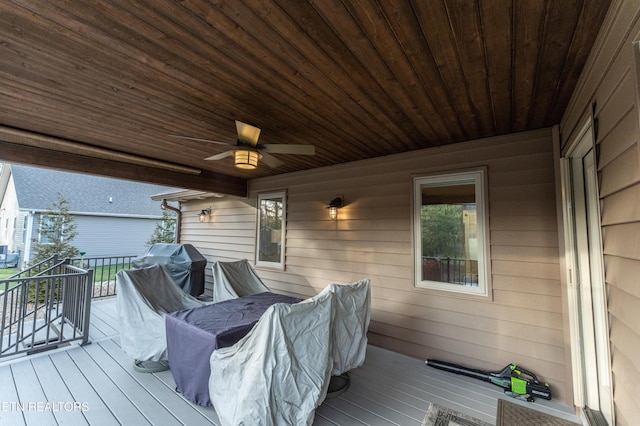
[132,244,207,297]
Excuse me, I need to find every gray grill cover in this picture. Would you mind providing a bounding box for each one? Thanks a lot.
[132,244,207,297]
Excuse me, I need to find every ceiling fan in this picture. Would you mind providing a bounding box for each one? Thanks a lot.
[169,120,316,169]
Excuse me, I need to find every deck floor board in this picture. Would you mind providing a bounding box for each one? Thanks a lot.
[344,381,427,421]
[47,350,120,426]
[97,339,217,425]
[81,342,181,426]
[10,360,57,425]
[86,299,119,340]
[332,390,423,425]
[65,345,152,425]
[30,355,89,425]
[0,299,580,425]
[0,363,27,425]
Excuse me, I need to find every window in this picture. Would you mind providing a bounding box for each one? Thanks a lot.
[256,191,286,269]
[38,216,61,244]
[413,169,490,296]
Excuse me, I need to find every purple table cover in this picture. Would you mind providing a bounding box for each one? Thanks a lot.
[166,292,301,406]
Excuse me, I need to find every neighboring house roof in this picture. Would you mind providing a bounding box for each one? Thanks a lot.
[9,164,181,217]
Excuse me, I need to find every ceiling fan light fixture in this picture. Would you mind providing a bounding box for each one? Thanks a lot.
[234,150,260,169]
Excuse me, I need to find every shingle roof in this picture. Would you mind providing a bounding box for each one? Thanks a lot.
[11,164,180,217]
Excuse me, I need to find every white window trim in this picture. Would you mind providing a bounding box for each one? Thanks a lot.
[412,168,491,297]
[38,216,54,245]
[255,191,286,270]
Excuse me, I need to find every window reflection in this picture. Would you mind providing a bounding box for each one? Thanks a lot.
[256,192,285,268]
[414,170,488,295]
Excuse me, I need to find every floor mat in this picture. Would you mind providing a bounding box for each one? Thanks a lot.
[496,399,579,426]
[422,402,492,426]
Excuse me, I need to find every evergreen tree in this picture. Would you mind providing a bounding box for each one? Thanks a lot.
[146,210,177,246]
[420,204,465,259]
[32,193,80,263]
[29,193,80,302]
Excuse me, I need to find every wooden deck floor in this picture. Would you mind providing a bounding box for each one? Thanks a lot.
[0,299,580,425]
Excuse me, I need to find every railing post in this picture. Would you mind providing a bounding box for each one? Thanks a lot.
[81,269,93,346]
[446,257,450,282]
[0,281,7,354]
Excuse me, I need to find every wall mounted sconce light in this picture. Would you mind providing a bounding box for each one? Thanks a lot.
[327,197,343,220]
[199,208,211,222]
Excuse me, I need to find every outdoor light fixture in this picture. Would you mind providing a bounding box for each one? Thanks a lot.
[327,197,343,220]
[199,208,211,222]
[234,150,260,169]
[160,198,180,215]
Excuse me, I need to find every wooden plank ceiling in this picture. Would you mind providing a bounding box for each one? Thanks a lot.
[0,1,610,196]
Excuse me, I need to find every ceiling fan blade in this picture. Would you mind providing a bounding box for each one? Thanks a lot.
[235,121,261,146]
[169,134,231,146]
[204,150,234,161]
[262,144,316,155]
[260,152,284,168]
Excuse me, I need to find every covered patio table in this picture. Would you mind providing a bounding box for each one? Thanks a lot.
[165,292,301,406]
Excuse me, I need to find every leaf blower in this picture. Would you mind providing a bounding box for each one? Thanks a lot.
[426,359,551,402]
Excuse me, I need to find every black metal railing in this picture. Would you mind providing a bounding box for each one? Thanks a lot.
[8,255,62,280]
[69,255,136,299]
[0,257,92,360]
[422,256,478,286]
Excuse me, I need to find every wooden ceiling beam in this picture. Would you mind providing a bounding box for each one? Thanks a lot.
[0,129,247,197]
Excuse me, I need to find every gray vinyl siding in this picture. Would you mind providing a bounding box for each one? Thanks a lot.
[73,215,160,258]
[2,164,176,266]
[560,0,640,423]
[180,127,572,402]
[27,214,161,263]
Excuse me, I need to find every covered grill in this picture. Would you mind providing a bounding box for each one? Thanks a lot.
[132,243,207,297]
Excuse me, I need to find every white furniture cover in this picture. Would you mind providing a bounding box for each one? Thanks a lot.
[326,278,371,375]
[208,279,371,426]
[116,264,207,362]
[211,259,270,303]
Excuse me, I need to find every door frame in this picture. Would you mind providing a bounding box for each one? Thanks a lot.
[559,117,614,424]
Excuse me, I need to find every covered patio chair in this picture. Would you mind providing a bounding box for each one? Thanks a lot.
[211,259,270,302]
[208,279,371,424]
[209,288,334,426]
[325,278,371,397]
[116,264,207,371]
